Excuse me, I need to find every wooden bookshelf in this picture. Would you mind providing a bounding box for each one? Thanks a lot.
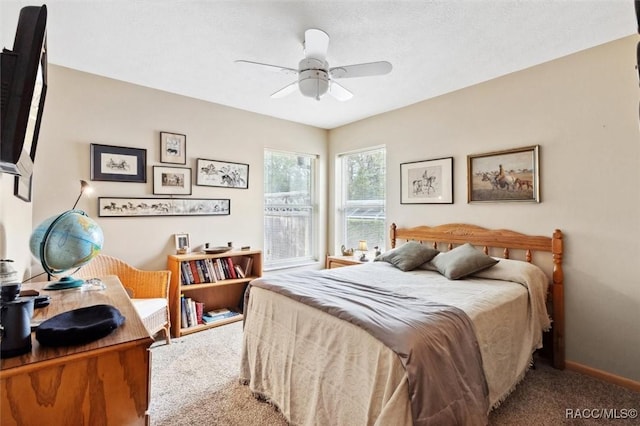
[167,249,262,338]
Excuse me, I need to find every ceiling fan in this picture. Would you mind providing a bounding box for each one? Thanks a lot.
[235,29,392,101]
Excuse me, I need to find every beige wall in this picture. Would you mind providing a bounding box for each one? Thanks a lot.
[23,65,327,273]
[329,36,640,381]
[0,175,32,280]
[1,35,637,383]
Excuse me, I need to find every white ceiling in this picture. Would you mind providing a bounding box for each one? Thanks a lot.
[1,1,636,129]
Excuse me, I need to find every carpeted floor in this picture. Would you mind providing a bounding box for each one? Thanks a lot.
[149,322,639,425]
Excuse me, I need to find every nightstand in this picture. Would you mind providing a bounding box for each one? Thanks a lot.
[325,254,370,269]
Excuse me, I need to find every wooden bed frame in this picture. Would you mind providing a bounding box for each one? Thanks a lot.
[390,223,564,369]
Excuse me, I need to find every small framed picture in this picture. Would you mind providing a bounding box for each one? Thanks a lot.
[90,143,147,182]
[160,131,186,165]
[196,158,249,189]
[400,157,454,204]
[467,145,540,203]
[153,166,192,195]
[174,233,190,250]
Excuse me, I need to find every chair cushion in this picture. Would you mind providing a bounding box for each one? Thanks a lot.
[35,304,125,346]
[132,298,167,319]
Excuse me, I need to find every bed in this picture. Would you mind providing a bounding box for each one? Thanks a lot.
[240,223,564,425]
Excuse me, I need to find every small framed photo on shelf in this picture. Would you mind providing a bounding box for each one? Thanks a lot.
[90,143,147,183]
[467,145,539,203]
[174,233,190,254]
[160,131,186,165]
[153,166,192,195]
[400,156,454,204]
[196,158,249,189]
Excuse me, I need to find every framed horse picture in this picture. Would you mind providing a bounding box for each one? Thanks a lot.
[400,157,453,204]
[160,131,186,164]
[467,145,540,203]
[90,143,147,183]
[196,158,249,189]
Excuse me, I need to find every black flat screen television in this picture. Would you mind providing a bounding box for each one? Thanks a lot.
[0,4,48,192]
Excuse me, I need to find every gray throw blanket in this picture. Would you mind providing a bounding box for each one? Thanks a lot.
[244,270,490,426]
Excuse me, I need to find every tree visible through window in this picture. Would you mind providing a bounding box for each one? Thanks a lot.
[264,150,316,268]
[340,147,386,252]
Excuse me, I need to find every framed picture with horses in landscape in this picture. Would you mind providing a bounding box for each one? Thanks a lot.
[467,145,540,203]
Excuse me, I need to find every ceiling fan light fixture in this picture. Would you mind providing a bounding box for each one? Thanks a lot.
[298,69,328,100]
[236,28,391,102]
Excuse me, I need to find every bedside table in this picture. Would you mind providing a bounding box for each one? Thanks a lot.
[325,254,371,269]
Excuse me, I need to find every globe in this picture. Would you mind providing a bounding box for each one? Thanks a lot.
[30,209,104,288]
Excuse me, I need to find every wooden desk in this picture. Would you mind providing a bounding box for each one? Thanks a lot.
[1,276,153,425]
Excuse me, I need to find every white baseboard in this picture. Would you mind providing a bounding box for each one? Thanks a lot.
[565,361,640,392]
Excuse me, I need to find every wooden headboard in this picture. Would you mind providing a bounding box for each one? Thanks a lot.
[390,223,564,370]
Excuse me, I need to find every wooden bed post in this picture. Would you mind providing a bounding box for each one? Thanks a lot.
[390,223,397,248]
[552,229,565,369]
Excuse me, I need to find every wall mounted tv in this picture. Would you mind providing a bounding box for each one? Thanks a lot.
[0,4,48,181]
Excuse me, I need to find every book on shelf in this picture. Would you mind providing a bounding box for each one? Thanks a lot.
[180,295,189,327]
[226,257,237,279]
[219,258,230,278]
[189,261,200,284]
[195,261,205,283]
[240,256,253,277]
[195,301,204,325]
[181,261,193,284]
[215,258,223,279]
[234,264,245,278]
[197,260,210,282]
[188,298,197,327]
[204,258,217,282]
[201,308,240,323]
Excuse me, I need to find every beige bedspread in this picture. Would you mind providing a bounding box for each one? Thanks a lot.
[240,260,550,425]
[244,272,489,425]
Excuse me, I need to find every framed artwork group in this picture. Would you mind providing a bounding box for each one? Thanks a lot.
[89,131,250,218]
[88,135,539,219]
[400,144,540,205]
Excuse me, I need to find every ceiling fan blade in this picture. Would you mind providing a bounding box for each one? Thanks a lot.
[330,61,392,79]
[328,81,353,102]
[304,29,329,61]
[270,81,299,98]
[235,60,298,76]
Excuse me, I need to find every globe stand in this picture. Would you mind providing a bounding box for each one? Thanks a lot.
[43,275,85,291]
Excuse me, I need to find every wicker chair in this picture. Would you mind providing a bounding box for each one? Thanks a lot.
[76,254,171,344]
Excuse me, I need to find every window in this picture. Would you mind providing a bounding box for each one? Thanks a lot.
[338,147,386,253]
[264,150,317,269]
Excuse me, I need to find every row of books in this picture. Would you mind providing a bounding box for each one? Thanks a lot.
[180,296,204,328]
[180,256,253,285]
[180,295,240,329]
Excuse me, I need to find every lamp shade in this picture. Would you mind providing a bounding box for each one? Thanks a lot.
[358,240,368,252]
